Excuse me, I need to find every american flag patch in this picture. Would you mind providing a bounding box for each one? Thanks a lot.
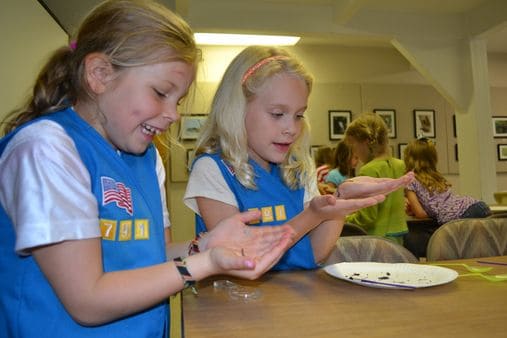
[101,176,133,215]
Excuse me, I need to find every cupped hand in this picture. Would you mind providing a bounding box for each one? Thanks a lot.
[336,172,414,200]
[207,232,292,279]
[202,210,295,260]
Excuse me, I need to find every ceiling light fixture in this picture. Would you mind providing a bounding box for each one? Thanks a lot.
[194,33,300,46]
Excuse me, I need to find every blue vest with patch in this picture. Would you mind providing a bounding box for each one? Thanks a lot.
[195,153,317,270]
[0,108,168,337]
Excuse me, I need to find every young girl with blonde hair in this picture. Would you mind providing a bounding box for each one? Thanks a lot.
[184,46,413,270]
[404,138,491,224]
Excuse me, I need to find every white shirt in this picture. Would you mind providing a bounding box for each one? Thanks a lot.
[183,156,319,215]
[0,120,170,254]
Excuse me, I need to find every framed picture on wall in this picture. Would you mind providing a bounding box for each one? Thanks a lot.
[492,116,507,138]
[328,110,351,140]
[413,109,436,138]
[179,114,207,140]
[374,109,397,138]
[398,143,407,161]
[498,144,507,161]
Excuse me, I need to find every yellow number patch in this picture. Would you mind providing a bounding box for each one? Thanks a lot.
[100,219,117,240]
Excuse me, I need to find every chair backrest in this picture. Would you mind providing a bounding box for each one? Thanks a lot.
[324,236,419,265]
[426,218,507,261]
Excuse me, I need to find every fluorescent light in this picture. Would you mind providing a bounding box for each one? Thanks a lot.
[194,33,300,46]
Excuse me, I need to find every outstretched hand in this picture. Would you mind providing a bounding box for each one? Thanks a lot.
[336,172,414,200]
[308,193,386,221]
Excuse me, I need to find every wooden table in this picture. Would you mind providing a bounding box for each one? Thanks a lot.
[182,256,507,338]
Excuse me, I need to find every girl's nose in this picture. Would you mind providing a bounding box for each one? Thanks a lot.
[162,103,180,122]
[283,120,298,136]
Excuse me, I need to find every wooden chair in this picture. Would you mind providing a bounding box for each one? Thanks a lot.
[324,235,418,265]
[426,218,507,261]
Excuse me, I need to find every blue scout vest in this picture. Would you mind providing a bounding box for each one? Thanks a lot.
[0,108,168,337]
[195,153,317,271]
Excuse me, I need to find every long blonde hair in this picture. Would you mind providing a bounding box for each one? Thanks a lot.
[195,46,314,190]
[2,0,199,135]
[345,112,389,163]
[404,138,450,193]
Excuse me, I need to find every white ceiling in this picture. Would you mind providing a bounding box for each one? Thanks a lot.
[39,0,507,53]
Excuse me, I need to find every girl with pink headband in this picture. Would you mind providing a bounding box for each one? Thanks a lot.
[184,46,413,270]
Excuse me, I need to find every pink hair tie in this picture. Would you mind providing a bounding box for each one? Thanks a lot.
[241,55,289,84]
[69,41,77,51]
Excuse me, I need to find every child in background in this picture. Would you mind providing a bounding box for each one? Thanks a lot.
[314,146,334,194]
[325,140,358,192]
[344,112,408,244]
[184,46,414,270]
[315,146,334,183]
[0,1,294,336]
[404,138,491,224]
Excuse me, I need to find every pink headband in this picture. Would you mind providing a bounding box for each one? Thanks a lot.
[241,55,289,84]
[69,41,77,51]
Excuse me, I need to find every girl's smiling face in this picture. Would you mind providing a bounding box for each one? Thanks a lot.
[88,59,195,154]
[244,73,309,170]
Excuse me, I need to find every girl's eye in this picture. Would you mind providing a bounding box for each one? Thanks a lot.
[296,114,305,120]
[270,111,284,118]
[154,89,168,98]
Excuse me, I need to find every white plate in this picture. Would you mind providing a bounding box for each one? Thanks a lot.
[323,262,458,289]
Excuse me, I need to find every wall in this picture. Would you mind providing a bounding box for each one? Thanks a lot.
[0,0,67,122]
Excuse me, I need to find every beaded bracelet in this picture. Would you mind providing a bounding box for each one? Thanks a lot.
[174,257,197,295]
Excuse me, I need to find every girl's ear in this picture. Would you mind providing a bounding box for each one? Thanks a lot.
[84,53,114,94]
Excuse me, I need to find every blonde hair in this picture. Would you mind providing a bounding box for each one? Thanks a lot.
[345,112,389,162]
[2,0,199,135]
[404,138,451,193]
[195,46,314,190]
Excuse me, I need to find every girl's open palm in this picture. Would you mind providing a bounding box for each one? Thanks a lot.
[202,210,295,260]
[336,172,414,200]
[309,194,385,220]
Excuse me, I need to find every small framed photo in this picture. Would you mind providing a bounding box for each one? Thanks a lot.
[492,116,507,138]
[328,110,352,140]
[413,109,436,138]
[374,109,396,138]
[398,143,408,161]
[498,144,507,161]
[180,115,207,140]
